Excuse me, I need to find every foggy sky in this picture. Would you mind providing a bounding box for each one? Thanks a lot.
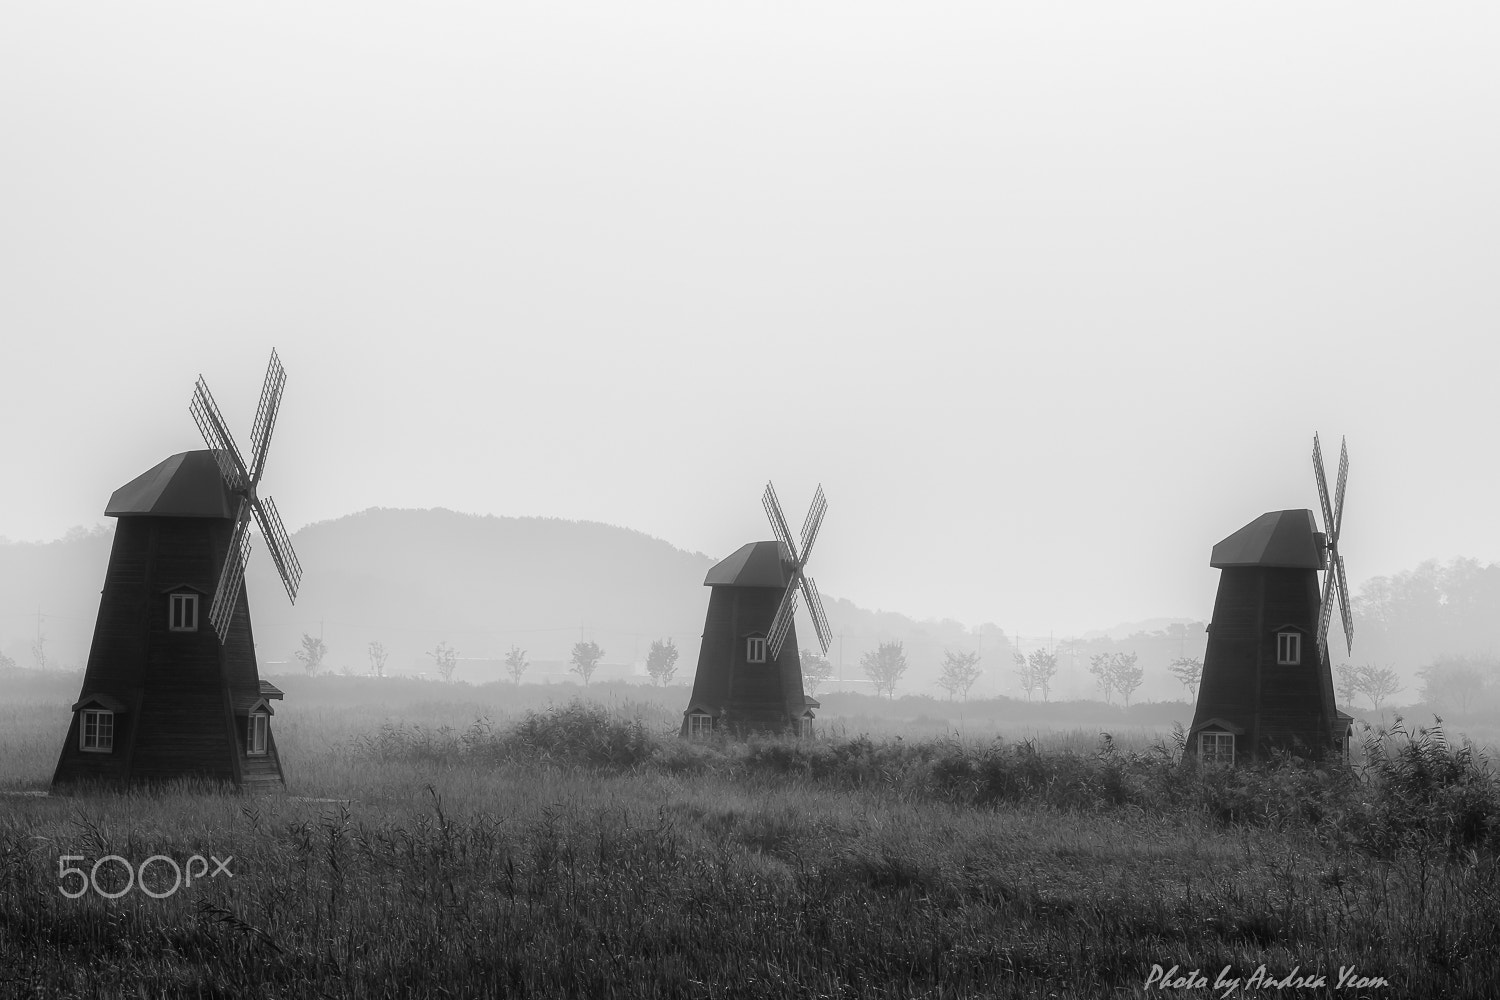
[3,3,1498,639]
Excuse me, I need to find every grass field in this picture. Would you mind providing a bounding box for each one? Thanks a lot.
[3,669,1499,998]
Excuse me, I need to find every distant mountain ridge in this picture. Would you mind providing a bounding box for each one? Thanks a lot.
[9,508,1488,701]
[0,509,1036,696]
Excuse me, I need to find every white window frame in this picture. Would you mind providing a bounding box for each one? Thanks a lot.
[746,637,767,664]
[1276,631,1301,665]
[1199,731,1235,765]
[687,713,713,740]
[169,592,199,632]
[80,709,114,753]
[247,713,269,756]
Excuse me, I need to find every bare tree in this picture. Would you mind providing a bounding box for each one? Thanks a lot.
[1027,649,1058,702]
[1168,656,1202,699]
[31,627,47,671]
[1112,651,1143,707]
[1089,653,1115,704]
[861,640,908,699]
[428,641,459,683]
[367,640,389,678]
[1354,664,1403,710]
[1335,663,1360,705]
[296,633,327,676]
[505,645,529,685]
[570,640,605,686]
[801,647,833,696]
[937,649,983,700]
[646,637,679,686]
[1014,650,1038,700]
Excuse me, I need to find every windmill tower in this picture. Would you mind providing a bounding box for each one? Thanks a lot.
[681,483,834,738]
[53,350,303,790]
[1188,434,1354,765]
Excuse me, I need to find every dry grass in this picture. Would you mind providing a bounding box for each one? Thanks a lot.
[2,675,1498,997]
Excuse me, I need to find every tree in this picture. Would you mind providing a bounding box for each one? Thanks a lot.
[801,648,833,696]
[428,641,459,683]
[570,640,605,686]
[1335,663,1360,705]
[1418,655,1492,711]
[1168,656,1202,699]
[31,627,47,671]
[646,638,679,686]
[861,640,907,699]
[1112,651,1144,707]
[295,633,327,676]
[1353,664,1403,710]
[1027,649,1058,702]
[937,649,983,700]
[1089,653,1115,704]
[367,640,389,678]
[1014,651,1038,701]
[505,645,529,685]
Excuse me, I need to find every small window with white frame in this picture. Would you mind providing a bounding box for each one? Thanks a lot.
[170,592,199,632]
[687,713,713,740]
[1199,731,1235,765]
[1276,631,1301,665]
[80,709,114,753]
[247,713,269,755]
[746,637,767,663]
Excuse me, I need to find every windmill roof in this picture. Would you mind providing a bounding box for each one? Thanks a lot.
[704,540,790,588]
[1210,509,1326,569]
[105,451,237,519]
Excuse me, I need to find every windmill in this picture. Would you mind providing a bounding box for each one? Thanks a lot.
[681,482,833,738]
[1311,433,1354,665]
[54,350,301,790]
[1188,434,1353,766]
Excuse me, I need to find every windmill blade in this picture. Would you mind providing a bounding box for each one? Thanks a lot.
[800,574,833,654]
[1315,561,1336,663]
[766,577,803,661]
[1311,433,1334,536]
[209,502,253,643]
[190,378,249,490]
[1332,436,1349,541]
[762,482,800,565]
[1335,553,1354,655]
[247,349,287,486]
[799,485,827,564]
[251,494,303,603]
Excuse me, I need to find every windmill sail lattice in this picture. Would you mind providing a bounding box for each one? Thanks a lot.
[763,482,833,659]
[1312,433,1353,662]
[190,349,302,643]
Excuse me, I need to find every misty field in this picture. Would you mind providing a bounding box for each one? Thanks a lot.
[3,675,1499,998]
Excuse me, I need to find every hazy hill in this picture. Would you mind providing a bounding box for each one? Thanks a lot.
[0,509,1040,695]
[5,510,1495,704]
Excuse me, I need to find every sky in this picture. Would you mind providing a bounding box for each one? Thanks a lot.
[2,3,1497,640]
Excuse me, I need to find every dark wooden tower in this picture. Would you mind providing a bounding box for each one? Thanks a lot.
[1189,435,1354,765]
[681,483,834,738]
[53,351,304,790]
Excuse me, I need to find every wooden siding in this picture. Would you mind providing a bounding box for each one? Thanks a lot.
[54,514,286,789]
[1191,565,1340,763]
[681,584,807,737]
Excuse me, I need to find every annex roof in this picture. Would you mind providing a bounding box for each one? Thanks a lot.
[704,540,789,588]
[1210,509,1327,570]
[106,451,237,520]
